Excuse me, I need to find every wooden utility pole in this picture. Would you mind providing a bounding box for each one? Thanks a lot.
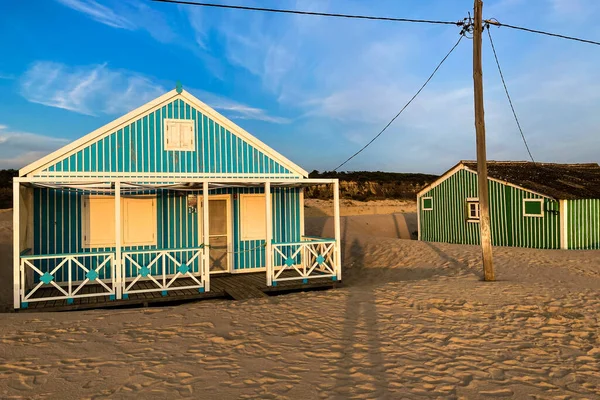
[473,0,495,281]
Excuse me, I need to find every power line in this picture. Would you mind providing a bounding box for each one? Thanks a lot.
[486,25,535,164]
[486,20,600,46]
[152,0,464,26]
[332,35,464,172]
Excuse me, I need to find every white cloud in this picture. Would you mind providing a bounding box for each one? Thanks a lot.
[0,125,69,169]
[19,61,290,124]
[0,72,14,80]
[55,0,177,43]
[55,0,136,29]
[20,61,166,116]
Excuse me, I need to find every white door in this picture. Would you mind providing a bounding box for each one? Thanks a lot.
[199,196,231,273]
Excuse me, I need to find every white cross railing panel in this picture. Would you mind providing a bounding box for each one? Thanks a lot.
[19,252,116,304]
[121,247,206,296]
[270,238,340,285]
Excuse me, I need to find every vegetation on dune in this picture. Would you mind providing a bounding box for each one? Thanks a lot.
[307,170,439,201]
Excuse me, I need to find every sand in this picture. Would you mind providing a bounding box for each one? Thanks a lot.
[1,207,600,399]
[304,199,416,217]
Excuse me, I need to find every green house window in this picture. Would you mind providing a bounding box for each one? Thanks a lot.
[422,197,433,211]
[523,199,544,217]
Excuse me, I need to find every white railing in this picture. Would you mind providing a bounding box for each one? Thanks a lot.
[121,247,206,297]
[20,252,115,306]
[270,238,340,285]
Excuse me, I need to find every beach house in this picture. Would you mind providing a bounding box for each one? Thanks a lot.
[418,161,600,249]
[12,86,341,310]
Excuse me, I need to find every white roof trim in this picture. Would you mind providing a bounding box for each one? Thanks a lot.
[20,89,308,178]
[417,161,554,200]
[417,162,465,197]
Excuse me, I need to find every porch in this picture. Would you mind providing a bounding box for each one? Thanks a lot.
[16,270,340,312]
[13,178,342,310]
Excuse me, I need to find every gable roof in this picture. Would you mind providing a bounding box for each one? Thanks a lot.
[461,161,600,200]
[20,89,308,178]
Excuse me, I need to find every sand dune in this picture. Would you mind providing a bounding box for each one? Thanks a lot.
[1,208,600,399]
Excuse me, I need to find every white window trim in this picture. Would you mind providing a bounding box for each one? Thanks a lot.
[422,196,434,211]
[164,118,195,151]
[81,195,157,248]
[523,198,544,218]
[466,197,480,223]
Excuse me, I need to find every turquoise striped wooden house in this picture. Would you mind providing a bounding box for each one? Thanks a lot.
[12,87,342,310]
[418,161,600,250]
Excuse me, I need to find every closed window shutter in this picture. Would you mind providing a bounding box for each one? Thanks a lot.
[123,197,156,246]
[84,197,116,247]
[181,123,194,150]
[169,122,181,149]
[240,195,266,240]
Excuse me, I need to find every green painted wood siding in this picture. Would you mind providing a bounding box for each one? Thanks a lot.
[566,199,600,250]
[42,99,295,177]
[419,169,560,249]
[32,186,302,283]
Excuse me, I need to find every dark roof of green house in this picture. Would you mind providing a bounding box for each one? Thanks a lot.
[461,161,600,200]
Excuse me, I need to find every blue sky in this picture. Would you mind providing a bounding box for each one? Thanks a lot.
[0,0,599,174]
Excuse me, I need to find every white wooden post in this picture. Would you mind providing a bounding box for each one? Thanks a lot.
[115,181,122,299]
[265,182,273,286]
[202,181,210,292]
[333,180,342,281]
[560,200,568,250]
[13,180,21,309]
[417,194,422,241]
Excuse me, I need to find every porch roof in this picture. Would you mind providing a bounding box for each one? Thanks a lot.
[17,177,337,193]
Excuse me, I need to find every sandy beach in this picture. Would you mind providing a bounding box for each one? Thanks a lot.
[1,207,599,399]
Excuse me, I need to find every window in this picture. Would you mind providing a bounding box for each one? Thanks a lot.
[122,197,157,246]
[82,197,116,248]
[422,197,433,211]
[466,198,480,222]
[523,198,544,217]
[240,194,266,241]
[82,196,157,248]
[164,119,195,151]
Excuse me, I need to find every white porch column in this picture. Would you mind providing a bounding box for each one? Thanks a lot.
[202,181,210,292]
[265,182,273,286]
[333,179,342,281]
[13,180,20,309]
[115,181,122,299]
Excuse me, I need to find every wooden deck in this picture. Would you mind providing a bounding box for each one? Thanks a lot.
[18,272,340,312]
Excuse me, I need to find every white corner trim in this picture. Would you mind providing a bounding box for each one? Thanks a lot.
[560,200,568,249]
[523,198,544,218]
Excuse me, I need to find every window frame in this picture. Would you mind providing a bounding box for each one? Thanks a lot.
[421,196,434,211]
[164,118,195,151]
[523,198,544,218]
[81,195,157,249]
[466,197,480,223]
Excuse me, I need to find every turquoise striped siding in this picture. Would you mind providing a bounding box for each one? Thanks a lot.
[420,169,560,249]
[567,199,600,250]
[32,187,302,283]
[43,99,294,176]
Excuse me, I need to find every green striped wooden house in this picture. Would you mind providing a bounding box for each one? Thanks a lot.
[12,86,342,310]
[418,161,600,250]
